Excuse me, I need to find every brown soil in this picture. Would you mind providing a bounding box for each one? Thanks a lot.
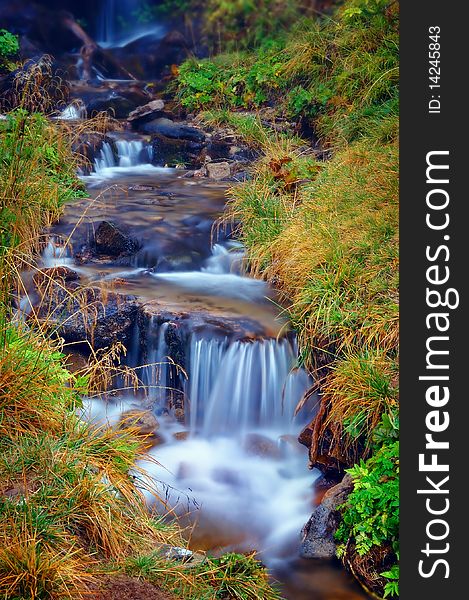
[89,574,177,600]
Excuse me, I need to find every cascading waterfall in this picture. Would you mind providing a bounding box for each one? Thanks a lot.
[187,335,311,435]
[94,140,152,172]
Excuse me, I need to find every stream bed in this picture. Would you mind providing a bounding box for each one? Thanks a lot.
[44,137,368,599]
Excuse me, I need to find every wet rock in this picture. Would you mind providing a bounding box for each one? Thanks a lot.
[206,161,231,180]
[173,431,190,441]
[127,99,165,129]
[33,266,80,288]
[112,30,188,80]
[300,474,354,559]
[152,134,206,168]
[94,221,140,257]
[72,133,111,171]
[119,409,159,435]
[0,56,69,113]
[298,420,314,449]
[34,283,139,350]
[243,433,281,459]
[86,94,140,119]
[145,118,206,142]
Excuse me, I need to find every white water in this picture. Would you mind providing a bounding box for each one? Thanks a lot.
[58,102,86,120]
[84,139,163,183]
[94,140,152,171]
[150,242,267,302]
[187,336,311,435]
[96,0,165,48]
[41,240,75,269]
[151,271,267,302]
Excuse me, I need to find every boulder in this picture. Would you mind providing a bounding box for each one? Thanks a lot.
[63,351,89,374]
[300,474,354,559]
[127,99,165,129]
[152,134,206,168]
[114,30,188,79]
[206,161,231,180]
[298,420,314,449]
[86,94,140,119]
[94,221,140,257]
[144,118,206,142]
[0,56,69,113]
[33,282,139,350]
[72,133,112,171]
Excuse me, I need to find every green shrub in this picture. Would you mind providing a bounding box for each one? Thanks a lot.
[335,440,399,597]
[0,29,18,60]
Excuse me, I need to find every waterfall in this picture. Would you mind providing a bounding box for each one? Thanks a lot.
[187,336,311,436]
[135,316,311,436]
[58,102,86,120]
[96,0,165,48]
[92,140,152,174]
[140,320,171,404]
[201,242,245,275]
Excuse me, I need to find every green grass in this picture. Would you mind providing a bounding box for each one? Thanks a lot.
[175,0,398,148]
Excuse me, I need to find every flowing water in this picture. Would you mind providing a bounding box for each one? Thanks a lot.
[96,0,165,47]
[47,136,368,599]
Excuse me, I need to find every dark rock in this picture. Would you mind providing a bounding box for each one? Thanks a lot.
[34,282,139,350]
[152,134,206,168]
[300,474,354,559]
[142,117,205,143]
[298,420,314,449]
[144,118,206,143]
[63,351,89,374]
[94,221,140,257]
[86,94,140,119]
[112,29,188,79]
[72,133,111,173]
[0,56,69,113]
[33,266,79,288]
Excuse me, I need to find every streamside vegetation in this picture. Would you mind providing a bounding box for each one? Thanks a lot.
[174,0,399,597]
[0,53,280,600]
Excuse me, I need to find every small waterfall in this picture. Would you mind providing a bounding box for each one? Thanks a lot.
[58,102,85,120]
[41,239,74,268]
[97,0,118,45]
[202,243,245,275]
[140,320,171,404]
[96,0,166,48]
[93,140,152,174]
[187,336,311,436]
[132,312,311,435]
